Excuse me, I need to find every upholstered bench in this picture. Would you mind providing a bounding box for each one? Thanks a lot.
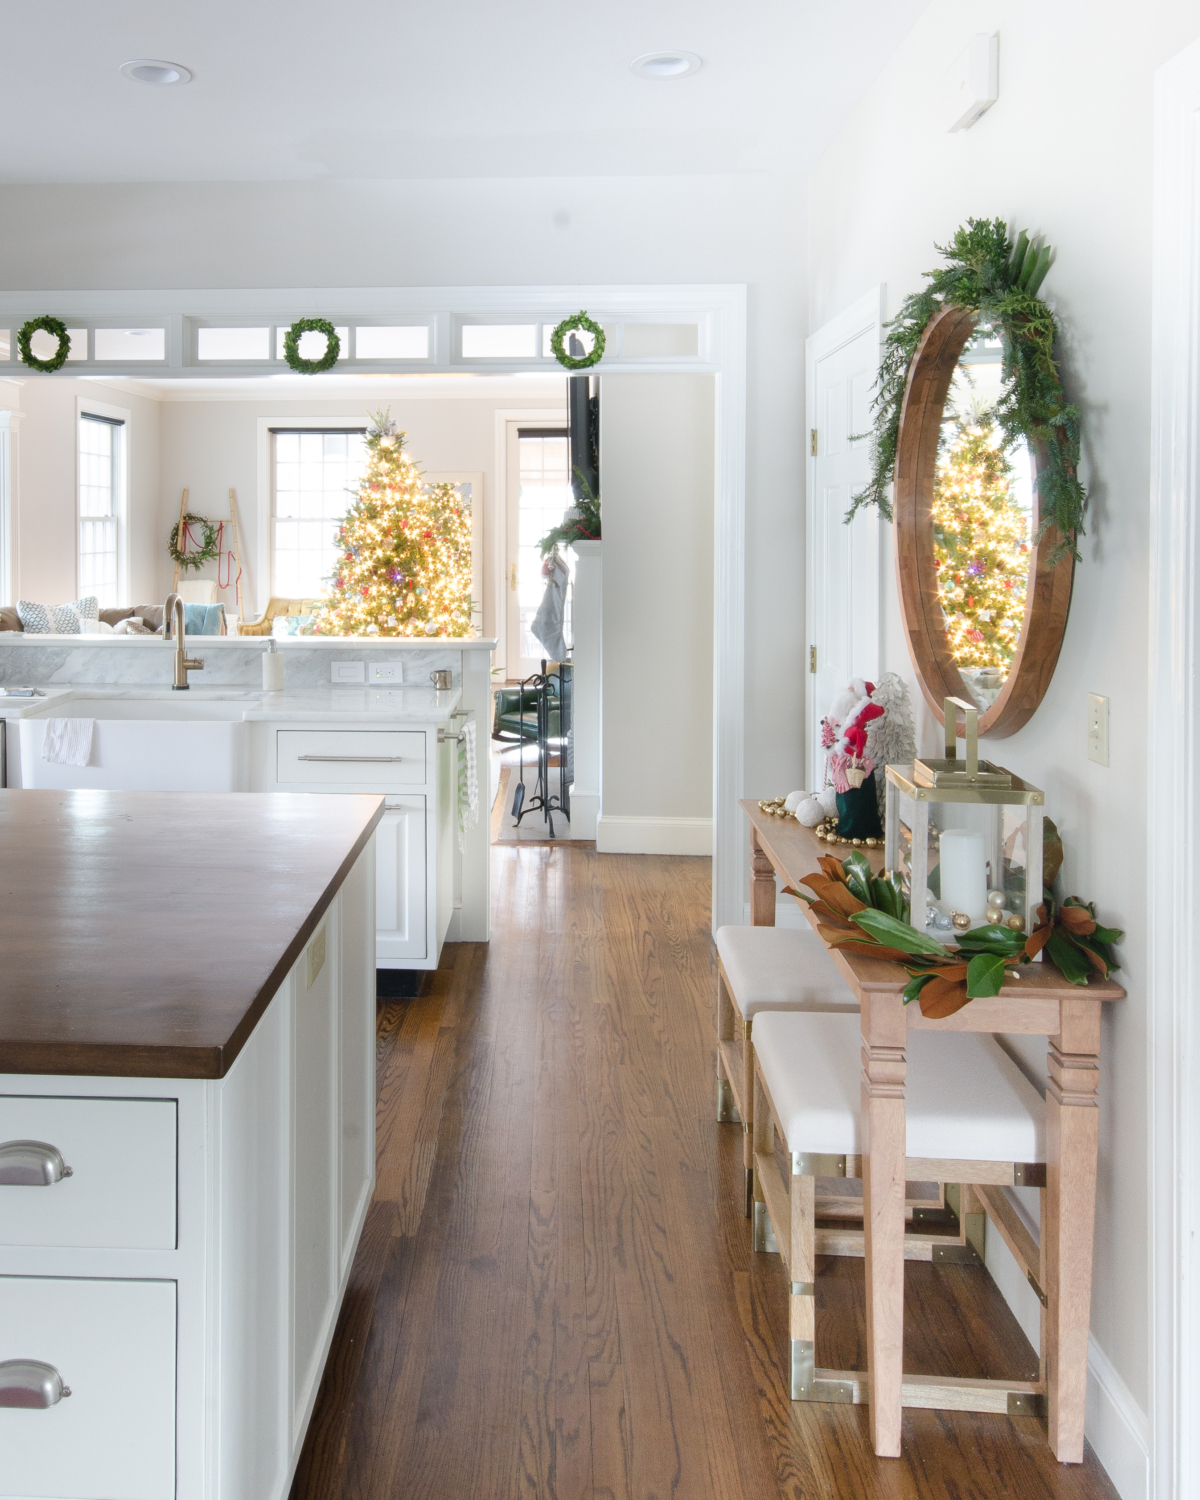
[714,925,856,1216]
[751,1010,1046,1410]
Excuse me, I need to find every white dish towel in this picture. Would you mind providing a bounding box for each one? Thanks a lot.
[457,718,478,850]
[42,718,95,767]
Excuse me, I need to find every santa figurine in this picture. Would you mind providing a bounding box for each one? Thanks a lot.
[818,674,916,841]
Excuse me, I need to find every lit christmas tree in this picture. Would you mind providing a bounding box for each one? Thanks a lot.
[316,410,473,638]
[933,414,1031,669]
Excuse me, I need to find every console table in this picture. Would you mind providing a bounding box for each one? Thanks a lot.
[741,800,1123,1462]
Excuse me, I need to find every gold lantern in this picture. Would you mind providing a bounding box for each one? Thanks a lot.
[884,697,1044,938]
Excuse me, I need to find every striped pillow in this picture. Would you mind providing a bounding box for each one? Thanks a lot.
[17,596,100,634]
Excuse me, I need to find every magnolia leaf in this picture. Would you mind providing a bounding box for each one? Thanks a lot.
[1072,932,1115,976]
[965,951,1010,999]
[1057,905,1098,935]
[1090,922,1125,946]
[818,856,848,883]
[952,925,1027,955]
[824,884,869,920]
[1045,930,1092,985]
[845,849,874,883]
[1024,925,1053,960]
[819,934,917,964]
[845,870,873,907]
[903,973,936,1006]
[851,909,949,957]
[918,974,972,1019]
[782,885,813,904]
[870,876,902,920]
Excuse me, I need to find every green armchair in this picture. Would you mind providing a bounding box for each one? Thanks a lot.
[493,677,561,743]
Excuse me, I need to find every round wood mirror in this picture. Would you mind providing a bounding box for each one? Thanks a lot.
[894,304,1075,738]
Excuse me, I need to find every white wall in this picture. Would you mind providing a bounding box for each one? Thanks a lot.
[0,172,808,819]
[0,376,160,606]
[598,374,715,853]
[808,2,1200,1485]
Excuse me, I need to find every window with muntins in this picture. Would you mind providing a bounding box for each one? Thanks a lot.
[517,430,571,662]
[272,429,367,599]
[78,413,123,606]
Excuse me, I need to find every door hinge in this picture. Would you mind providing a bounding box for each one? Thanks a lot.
[810,428,818,457]
[509,564,517,591]
[809,645,817,673]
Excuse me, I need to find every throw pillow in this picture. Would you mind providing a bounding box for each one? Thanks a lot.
[17,596,100,634]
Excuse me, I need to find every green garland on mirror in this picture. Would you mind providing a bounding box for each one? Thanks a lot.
[283,317,340,374]
[169,513,221,572]
[850,218,1087,564]
[550,311,605,370]
[17,315,71,373]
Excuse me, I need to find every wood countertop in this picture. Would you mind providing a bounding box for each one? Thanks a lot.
[0,789,384,1079]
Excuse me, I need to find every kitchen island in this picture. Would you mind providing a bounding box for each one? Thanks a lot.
[0,788,383,1500]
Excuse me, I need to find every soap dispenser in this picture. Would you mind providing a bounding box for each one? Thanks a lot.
[263,637,284,692]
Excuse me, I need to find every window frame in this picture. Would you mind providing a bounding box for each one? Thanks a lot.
[76,398,130,608]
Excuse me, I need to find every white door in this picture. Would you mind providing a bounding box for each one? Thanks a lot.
[375,797,427,962]
[806,291,884,789]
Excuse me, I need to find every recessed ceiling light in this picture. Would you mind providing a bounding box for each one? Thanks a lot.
[630,51,702,80]
[120,59,192,86]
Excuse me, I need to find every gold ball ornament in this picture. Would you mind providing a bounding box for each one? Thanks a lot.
[951,912,972,932]
[985,908,1004,925]
[1005,913,1026,932]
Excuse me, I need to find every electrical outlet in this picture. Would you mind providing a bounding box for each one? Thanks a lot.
[1087,692,1109,766]
[331,661,365,683]
[370,662,402,683]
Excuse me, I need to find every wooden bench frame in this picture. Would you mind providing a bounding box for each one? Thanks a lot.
[752,1043,1049,1413]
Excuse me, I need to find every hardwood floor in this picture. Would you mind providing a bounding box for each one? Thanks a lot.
[292,845,1119,1500]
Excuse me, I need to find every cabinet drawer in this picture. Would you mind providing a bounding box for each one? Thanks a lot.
[0,1096,176,1251]
[277,729,427,786]
[0,1276,176,1500]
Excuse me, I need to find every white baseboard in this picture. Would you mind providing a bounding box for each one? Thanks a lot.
[986,1210,1149,1499]
[596,815,713,856]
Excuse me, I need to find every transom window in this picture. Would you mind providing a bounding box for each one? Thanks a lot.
[78,412,124,607]
[271,429,367,599]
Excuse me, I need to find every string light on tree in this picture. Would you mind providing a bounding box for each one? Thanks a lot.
[316,409,474,638]
[932,413,1030,669]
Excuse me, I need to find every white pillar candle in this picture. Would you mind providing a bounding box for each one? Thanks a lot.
[938,828,987,921]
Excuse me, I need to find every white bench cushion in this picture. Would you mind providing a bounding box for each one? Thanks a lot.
[753,1011,1044,1164]
[716,925,857,1016]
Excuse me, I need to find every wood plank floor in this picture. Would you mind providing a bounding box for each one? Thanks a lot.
[292,845,1119,1500]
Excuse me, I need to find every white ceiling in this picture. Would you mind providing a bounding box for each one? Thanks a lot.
[3,0,927,184]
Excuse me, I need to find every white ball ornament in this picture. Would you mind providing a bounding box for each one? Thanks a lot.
[796,796,825,828]
[987,889,1006,910]
[818,787,839,817]
[783,790,808,814]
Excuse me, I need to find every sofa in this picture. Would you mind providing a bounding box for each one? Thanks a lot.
[0,604,225,635]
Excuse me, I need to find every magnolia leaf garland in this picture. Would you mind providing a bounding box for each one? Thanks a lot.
[18,315,71,373]
[794,852,1121,1020]
[283,317,340,375]
[850,218,1088,565]
[550,311,605,370]
[169,513,221,572]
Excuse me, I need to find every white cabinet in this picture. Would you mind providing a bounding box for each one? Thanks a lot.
[0,1276,176,1500]
[375,798,427,961]
[0,841,377,1500]
[0,1096,176,1250]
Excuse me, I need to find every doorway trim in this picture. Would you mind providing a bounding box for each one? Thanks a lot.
[0,283,748,925]
[1149,37,1200,1500]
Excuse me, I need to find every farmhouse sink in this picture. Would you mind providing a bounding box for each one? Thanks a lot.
[16,694,262,791]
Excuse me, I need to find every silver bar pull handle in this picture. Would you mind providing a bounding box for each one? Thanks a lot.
[0,1141,73,1186]
[296,755,408,763]
[438,730,465,744]
[0,1360,71,1407]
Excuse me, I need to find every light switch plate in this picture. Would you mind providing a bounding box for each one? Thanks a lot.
[331,661,365,683]
[1087,692,1109,766]
[370,662,402,683]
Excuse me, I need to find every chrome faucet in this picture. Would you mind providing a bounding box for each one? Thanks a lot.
[163,593,204,690]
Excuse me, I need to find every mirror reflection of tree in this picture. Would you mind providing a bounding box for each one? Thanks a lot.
[933,336,1035,709]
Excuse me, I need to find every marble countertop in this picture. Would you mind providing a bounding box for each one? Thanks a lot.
[0,683,465,724]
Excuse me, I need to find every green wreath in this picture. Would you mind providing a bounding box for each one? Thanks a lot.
[18,316,71,373]
[283,317,340,375]
[550,311,605,370]
[851,218,1087,564]
[169,514,221,573]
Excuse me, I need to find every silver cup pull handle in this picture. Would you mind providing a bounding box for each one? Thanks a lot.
[0,1360,72,1408]
[0,1141,73,1186]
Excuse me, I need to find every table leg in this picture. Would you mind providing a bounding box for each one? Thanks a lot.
[750,830,776,926]
[1045,998,1102,1463]
[861,993,907,1458]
